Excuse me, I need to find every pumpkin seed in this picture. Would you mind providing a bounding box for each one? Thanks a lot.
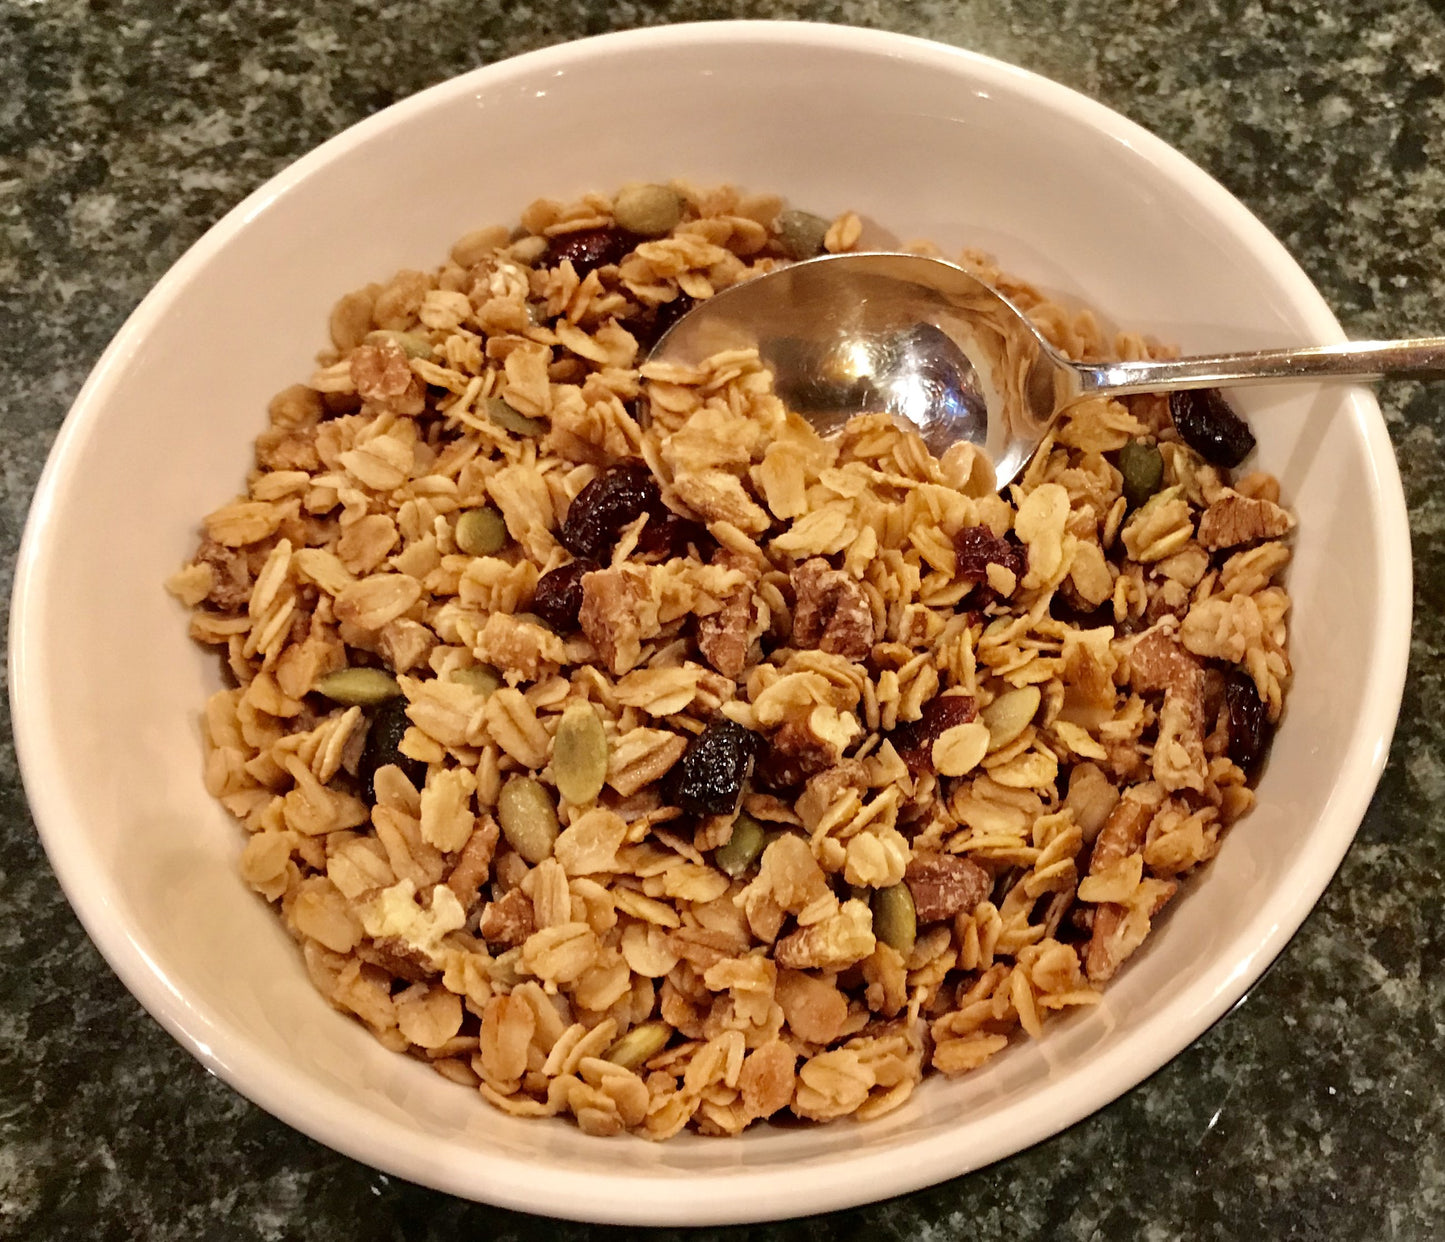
[1118,439,1164,510]
[314,666,401,706]
[455,505,508,557]
[776,208,830,260]
[552,703,609,805]
[484,396,546,437]
[714,812,765,878]
[980,685,1042,753]
[447,664,502,697]
[498,776,559,864]
[603,1020,673,1070]
[613,184,683,237]
[364,328,434,360]
[872,883,917,958]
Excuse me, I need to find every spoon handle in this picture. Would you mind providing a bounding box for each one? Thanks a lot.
[1077,337,1445,397]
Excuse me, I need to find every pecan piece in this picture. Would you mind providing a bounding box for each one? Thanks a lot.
[774,900,876,971]
[445,816,501,913]
[478,887,535,948]
[193,536,252,612]
[1126,626,1199,695]
[1126,627,1207,793]
[904,853,991,923]
[753,719,836,791]
[1196,491,1293,550]
[696,552,756,678]
[578,564,658,676]
[790,558,874,659]
[364,936,438,982]
[350,338,425,415]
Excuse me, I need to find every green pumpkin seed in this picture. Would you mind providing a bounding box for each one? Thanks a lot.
[364,328,434,360]
[603,1020,673,1070]
[1118,439,1164,510]
[455,505,509,557]
[714,812,766,878]
[314,666,401,706]
[613,184,683,237]
[447,664,502,697]
[484,396,546,437]
[497,776,559,864]
[872,883,917,958]
[776,209,830,261]
[552,703,609,806]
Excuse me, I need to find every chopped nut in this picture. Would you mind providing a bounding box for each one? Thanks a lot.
[775,899,876,971]
[790,558,874,658]
[1196,491,1294,550]
[578,565,660,676]
[904,854,991,923]
[479,888,535,947]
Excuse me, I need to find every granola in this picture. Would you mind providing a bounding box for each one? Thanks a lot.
[168,183,1293,1137]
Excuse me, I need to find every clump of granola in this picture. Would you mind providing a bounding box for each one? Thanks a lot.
[169,183,1293,1138]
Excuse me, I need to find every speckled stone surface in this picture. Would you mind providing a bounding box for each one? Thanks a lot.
[2,1,1444,1238]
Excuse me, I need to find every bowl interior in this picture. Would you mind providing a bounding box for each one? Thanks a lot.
[12,22,1408,1225]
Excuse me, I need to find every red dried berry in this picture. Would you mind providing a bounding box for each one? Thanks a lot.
[1169,389,1257,468]
[559,462,664,561]
[889,694,978,776]
[545,226,636,278]
[666,719,759,816]
[531,559,597,632]
[1222,668,1272,776]
[953,525,1025,586]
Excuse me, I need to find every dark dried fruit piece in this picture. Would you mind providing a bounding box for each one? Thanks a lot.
[1222,668,1272,776]
[559,462,663,561]
[545,226,636,278]
[1168,388,1257,468]
[626,292,698,352]
[889,694,978,776]
[532,559,598,632]
[952,525,1025,591]
[359,697,428,803]
[635,511,712,560]
[666,719,759,816]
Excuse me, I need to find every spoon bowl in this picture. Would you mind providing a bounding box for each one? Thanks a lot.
[650,250,1445,485]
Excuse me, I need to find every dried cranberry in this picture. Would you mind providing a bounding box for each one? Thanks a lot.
[666,719,759,816]
[1169,389,1256,468]
[559,462,663,561]
[531,559,597,632]
[953,525,1025,591]
[635,511,712,560]
[889,694,978,776]
[1222,668,1272,776]
[544,226,636,278]
[359,698,428,804]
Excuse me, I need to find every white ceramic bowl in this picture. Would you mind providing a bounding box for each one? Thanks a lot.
[11,21,1411,1225]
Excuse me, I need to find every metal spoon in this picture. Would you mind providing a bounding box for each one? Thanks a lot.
[648,251,1445,487]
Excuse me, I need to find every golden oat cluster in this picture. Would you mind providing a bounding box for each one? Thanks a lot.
[168,183,1295,1138]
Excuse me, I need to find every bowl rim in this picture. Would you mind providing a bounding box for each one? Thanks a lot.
[9,18,1413,1225]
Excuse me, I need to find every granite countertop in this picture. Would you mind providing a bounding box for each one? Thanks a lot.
[3,1,1443,1238]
